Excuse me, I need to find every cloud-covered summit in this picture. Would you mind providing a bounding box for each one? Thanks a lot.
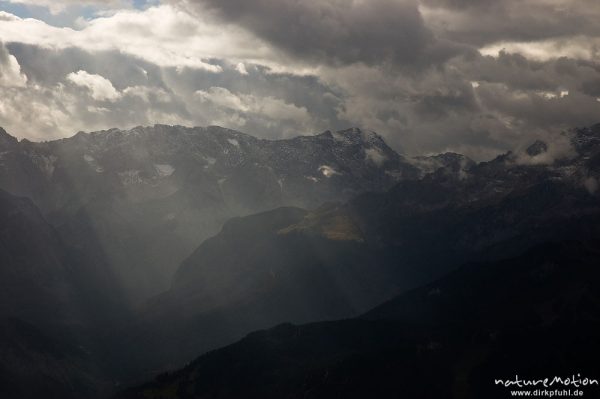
[0,0,599,159]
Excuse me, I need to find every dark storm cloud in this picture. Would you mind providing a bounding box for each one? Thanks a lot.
[456,52,600,93]
[582,79,600,98]
[182,0,468,67]
[319,44,600,159]
[421,0,600,46]
[476,83,600,129]
[417,52,600,156]
[411,79,479,120]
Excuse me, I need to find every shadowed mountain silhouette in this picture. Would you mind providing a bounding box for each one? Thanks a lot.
[116,240,600,399]
[0,189,126,398]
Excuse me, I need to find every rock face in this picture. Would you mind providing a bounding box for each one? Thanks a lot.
[526,139,549,156]
[410,152,475,178]
[0,127,17,148]
[0,125,418,303]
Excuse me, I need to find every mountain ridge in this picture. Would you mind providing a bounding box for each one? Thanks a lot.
[0,124,419,304]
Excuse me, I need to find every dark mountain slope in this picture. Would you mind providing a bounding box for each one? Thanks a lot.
[0,189,125,398]
[0,189,77,325]
[0,318,101,399]
[114,205,401,380]
[117,240,600,399]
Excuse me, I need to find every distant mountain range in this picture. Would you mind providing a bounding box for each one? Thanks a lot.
[0,125,420,304]
[1,123,599,398]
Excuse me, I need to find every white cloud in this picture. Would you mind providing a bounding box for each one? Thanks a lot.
[192,86,320,137]
[0,5,278,72]
[0,43,27,87]
[0,46,325,142]
[0,11,21,22]
[365,147,387,166]
[319,165,340,178]
[5,0,130,15]
[67,70,120,101]
[195,86,312,125]
[196,86,249,112]
[479,36,600,61]
[512,135,575,166]
[0,83,77,140]
[235,62,248,75]
[122,85,171,103]
[255,95,312,122]
[0,75,191,141]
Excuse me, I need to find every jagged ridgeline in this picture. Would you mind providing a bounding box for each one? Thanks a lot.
[0,125,419,305]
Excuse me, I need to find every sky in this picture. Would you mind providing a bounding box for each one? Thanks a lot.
[1,0,600,159]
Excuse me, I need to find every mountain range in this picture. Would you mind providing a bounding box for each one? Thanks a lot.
[0,125,419,304]
[1,123,599,397]
[111,123,600,379]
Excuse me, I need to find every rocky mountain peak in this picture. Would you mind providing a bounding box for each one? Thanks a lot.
[411,152,475,177]
[0,127,17,148]
[526,140,548,156]
[573,124,600,154]
[331,127,386,147]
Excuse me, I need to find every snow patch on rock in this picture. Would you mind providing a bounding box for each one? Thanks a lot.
[83,154,104,173]
[319,165,340,178]
[332,131,354,144]
[119,170,143,186]
[154,163,175,177]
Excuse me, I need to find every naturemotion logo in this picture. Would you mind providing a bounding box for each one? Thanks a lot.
[495,374,598,397]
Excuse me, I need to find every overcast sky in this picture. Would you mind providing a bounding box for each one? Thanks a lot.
[1,0,600,159]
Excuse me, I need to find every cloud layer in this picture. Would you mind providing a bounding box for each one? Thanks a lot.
[0,0,599,159]
[186,0,439,67]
